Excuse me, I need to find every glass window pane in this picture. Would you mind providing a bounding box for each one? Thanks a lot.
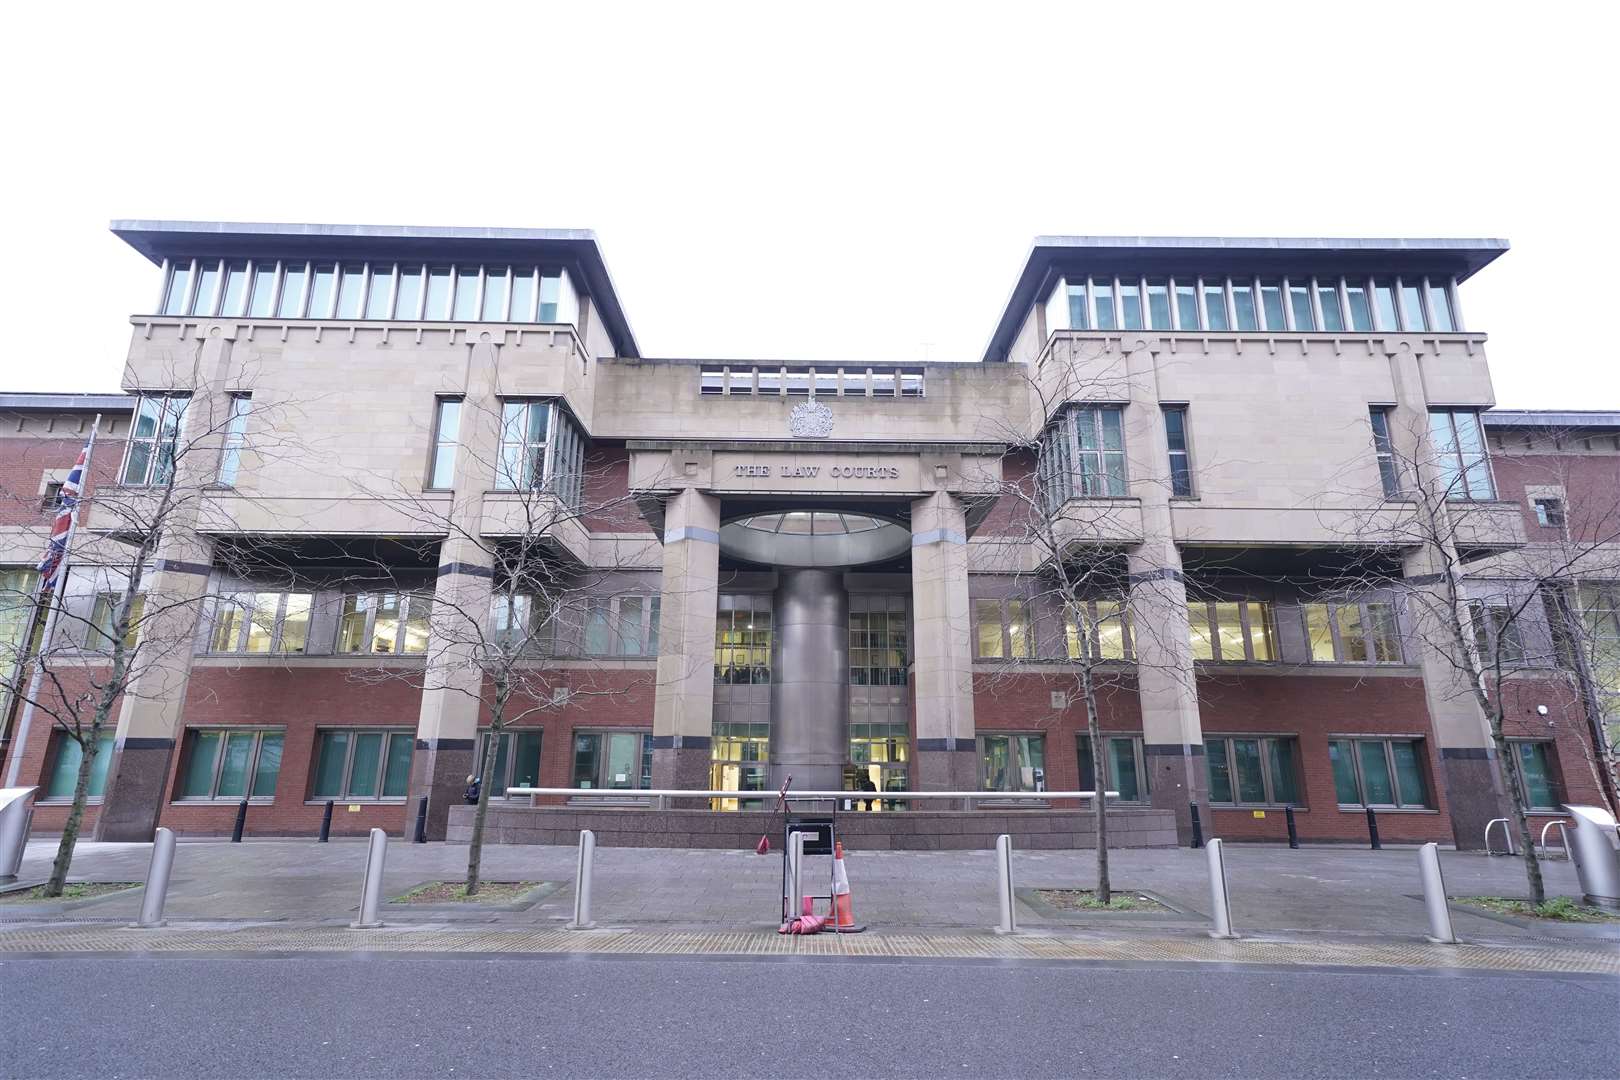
[306,264,336,318]
[1121,282,1144,329]
[1206,738,1233,803]
[1231,283,1258,331]
[277,264,308,318]
[251,733,282,797]
[1337,604,1366,662]
[510,269,536,322]
[180,731,222,797]
[1372,280,1398,330]
[248,264,278,317]
[349,733,384,797]
[185,262,218,316]
[1517,742,1554,808]
[1066,284,1089,331]
[1213,601,1245,661]
[1076,735,1096,791]
[1146,280,1171,329]
[219,261,250,317]
[402,597,430,655]
[573,733,601,787]
[1091,281,1117,330]
[1317,284,1344,332]
[512,731,542,790]
[162,262,194,315]
[1399,282,1428,330]
[585,601,612,655]
[1107,739,1140,801]
[1391,740,1428,807]
[216,731,255,797]
[1358,741,1395,804]
[211,596,245,652]
[1007,600,1030,658]
[538,272,562,322]
[335,265,366,318]
[1288,284,1314,330]
[1175,284,1199,329]
[364,265,395,319]
[1233,739,1266,803]
[1329,740,1361,803]
[313,731,350,798]
[281,594,311,654]
[424,267,453,319]
[1367,603,1400,662]
[1260,282,1285,330]
[1188,603,1214,661]
[337,595,369,653]
[1428,282,1455,331]
[452,267,481,320]
[245,593,277,654]
[1267,739,1298,805]
[482,267,509,320]
[394,266,424,319]
[1248,602,1276,661]
[618,597,645,655]
[371,594,401,654]
[975,600,1004,658]
[382,733,413,798]
[1202,284,1230,330]
[1345,284,1372,331]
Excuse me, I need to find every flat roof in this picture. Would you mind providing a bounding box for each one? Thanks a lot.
[983,235,1511,362]
[109,219,640,357]
[1484,409,1620,428]
[0,392,131,412]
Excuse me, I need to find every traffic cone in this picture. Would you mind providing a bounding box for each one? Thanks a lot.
[830,841,865,933]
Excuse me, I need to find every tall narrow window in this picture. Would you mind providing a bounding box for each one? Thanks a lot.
[219,261,250,317]
[1287,282,1315,330]
[364,264,396,319]
[122,393,190,487]
[1429,410,1495,500]
[1120,280,1144,330]
[423,267,453,319]
[1163,406,1192,497]
[428,397,462,489]
[247,262,278,317]
[1231,282,1258,331]
[1066,281,1090,331]
[1145,280,1171,329]
[1345,282,1373,330]
[1369,407,1401,497]
[394,266,425,319]
[1259,281,1285,330]
[1398,280,1428,331]
[1202,282,1230,330]
[161,260,194,315]
[495,399,551,490]
[1174,282,1200,329]
[452,266,481,320]
[509,267,537,321]
[1070,406,1127,497]
[190,260,221,316]
[1091,279,1117,331]
[1329,738,1430,808]
[276,263,308,318]
[481,266,510,320]
[538,271,565,322]
[1427,280,1456,331]
[306,263,337,318]
[1317,282,1344,332]
[974,599,1006,659]
[218,394,251,486]
[335,264,366,319]
[1371,279,1399,330]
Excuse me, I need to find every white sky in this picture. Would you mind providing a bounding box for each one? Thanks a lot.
[2,1,1615,409]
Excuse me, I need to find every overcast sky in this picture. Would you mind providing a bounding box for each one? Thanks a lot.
[2,1,1613,409]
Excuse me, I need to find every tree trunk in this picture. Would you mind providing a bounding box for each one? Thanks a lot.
[1081,667,1110,905]
[1491,720,1546,905]
[465,689,507,897]
[45,728,99,897]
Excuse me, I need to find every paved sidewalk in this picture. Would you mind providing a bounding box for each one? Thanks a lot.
[4,838,1616,948]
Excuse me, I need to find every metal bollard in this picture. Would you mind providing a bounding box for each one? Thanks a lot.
[1189,802,1205,849]
[1417,842,1457,944]
[131,827,177,928]
[1285,804,1299,849]
[1206,837,1237,939]
[1365,806,1382,850]
[349,827,389,929]
[786,830,806,921]
[413,796,429,844]
[994,833,1017,934]
[230,799,248,843]
[566,829,597,930]
[318,800,333,843]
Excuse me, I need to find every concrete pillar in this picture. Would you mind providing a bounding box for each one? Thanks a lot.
[1121,337,1207,843]
[910,491,976,790]
[769,568,847,792]
[1386,345,1511,849]
[651,489,720,791]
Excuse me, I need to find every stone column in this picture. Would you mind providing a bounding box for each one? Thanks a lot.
[910,491,976,790]
[768,568,847,792]
[651,489,720,792]
[1121,337,1208,843]
[1385,344,1511,849]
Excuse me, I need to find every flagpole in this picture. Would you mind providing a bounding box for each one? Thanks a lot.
[3,416,100,788]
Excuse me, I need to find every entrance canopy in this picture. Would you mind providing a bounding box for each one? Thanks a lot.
[719,510,911,568]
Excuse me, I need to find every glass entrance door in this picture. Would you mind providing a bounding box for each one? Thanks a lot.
[603,733,638,790]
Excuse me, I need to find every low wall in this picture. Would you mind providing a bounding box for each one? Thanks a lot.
[446,804,1180,850]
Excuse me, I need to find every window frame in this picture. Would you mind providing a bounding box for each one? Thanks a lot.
[715,594,772,684]
[41,730,115,802]
[1368,406,1402,498]
[1076,732,1149,803]
[1187,599,1278,663]
[1162,404,1193,497]
[977,733,1048,794]
[87,592,144,651]
[174,727,285,802]
[1428,408,1496,501]
[1204,734,1302,808]
[1063,598,1133,662]
[426,396,463,491]
[310,727,416,802]
[571,729,654,791]
[1302,599,1404,664]
[217,393,252,487]
[1328,736,1433,810]
[1532,498,1565,529]
[334,591,431,656]
[476,727,544,798]
[120,393,191,488]
[208,591,314,655]
[1506,738,1562,812]
[973,597,1033,660]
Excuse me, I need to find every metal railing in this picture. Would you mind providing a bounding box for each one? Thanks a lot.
[1539,819,1574,861]
[503,788,1118,809]
[1483,817,1516,856]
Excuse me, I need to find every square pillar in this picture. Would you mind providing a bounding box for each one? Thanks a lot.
[910,491,976,790]
[651,489,720,791]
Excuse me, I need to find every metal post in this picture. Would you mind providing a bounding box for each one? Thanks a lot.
[1365,806,1382,850]
[131,826,176,928]
[318,800,333,843]
[1206,837,1237,938]
[1189,802,1204,849]
[566,829,596,930]
[1417,842,1457,944]
[349,827,388,929]
[1285,804,1299,849]
[413,796,429,844]
[230,799,248,843]
[994,833,1017,934]
[787,829,806,919]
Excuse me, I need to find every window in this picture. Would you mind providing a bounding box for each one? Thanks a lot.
[44,732,114,800]
[88,593,144,650]
[974,598,1031,660]
[335,264,366,319]
[477,729,543,797]
[1231,282,1258,331]
[1187,599,1277,662]
[1206,736,1299,806]
[1065,599,1131,661]
[276,263,309,318]
[452,266,481,320]
[178,729,283,800]
[312,729,414,800]
[1329,738,1430,808]
[1077,734,1148,802]
[248,262,278,317]
[1120,280,1144,330]
[336,593,430,655]
[850,594,908,686]
[190,260,221,316]
[1057,405,1127,498]
[1345,282,1373,331]
[537,270,569,322]
[218,394,251,486]
[1575,583,1620,701]
[1145,280,1171,329]
[1288,282,1315,331]
[219,261,250,317]
[209,591,312,654]
[700,368,726,395]
[496,400,550,490]
[1371,279,1398,330]
[712,723,770,809]
[161,260,195,315]
[427,398,462,489]
[1428,280,1456,332]
[1259,281,1285,330]
[1398,281,1428,331]
[1202,282,1230,330]
[394,266,424,318]
[306,263,337,319]
[1317,282,1345,332]
[40,481,64,511]
[490,592,536,649]
[509,267,537,321]
[481,266,510,320]
[715,595,772,683]
[1429,410,1495,500]
[1092,279,1117,330]
[1533,498,1565,528]
[870,371,896,397]
[423,267,453,318]
[1163,405,1192,497]
[364,264,396,319]
[572,731,652,790]
[979,734,1046,793]
[1469,600,1527,665]
[1369,407,1401,497]
[1509,741,1560,810]
[847,719,910,807]
[1174,282,1199,329]
[1303,601,1402,663]
[121,393,190,486]
[582,595,661,657]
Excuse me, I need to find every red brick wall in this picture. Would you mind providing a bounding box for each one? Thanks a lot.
[581,445,653,534]
[1490,450,1620,541]
[976,451,1038,537]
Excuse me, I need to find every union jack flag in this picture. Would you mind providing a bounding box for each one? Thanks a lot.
[37,443,90,596]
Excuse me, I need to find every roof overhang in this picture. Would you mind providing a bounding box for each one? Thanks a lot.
[1484,409,1620,429]
[0,392,132,412]
[109,219,640,357]
[983,235,1511,362]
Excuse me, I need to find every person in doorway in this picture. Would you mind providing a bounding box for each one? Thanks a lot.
[463,774,481,805]
[858,774,878,811]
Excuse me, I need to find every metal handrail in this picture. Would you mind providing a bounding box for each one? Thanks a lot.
[1538,819,1574,861]
[1483,817,1516,856]
[503,787,1118,810]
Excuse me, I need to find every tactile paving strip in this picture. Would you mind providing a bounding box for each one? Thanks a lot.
[0,924,1613,973]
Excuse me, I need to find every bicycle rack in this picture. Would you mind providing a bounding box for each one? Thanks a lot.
[1484,817,1516,856]
[1538,819,1574,861]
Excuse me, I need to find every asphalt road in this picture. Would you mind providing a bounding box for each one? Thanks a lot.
[2,953,1615,1079]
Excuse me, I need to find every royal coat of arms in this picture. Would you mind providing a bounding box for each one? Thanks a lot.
[789,399,835,439]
